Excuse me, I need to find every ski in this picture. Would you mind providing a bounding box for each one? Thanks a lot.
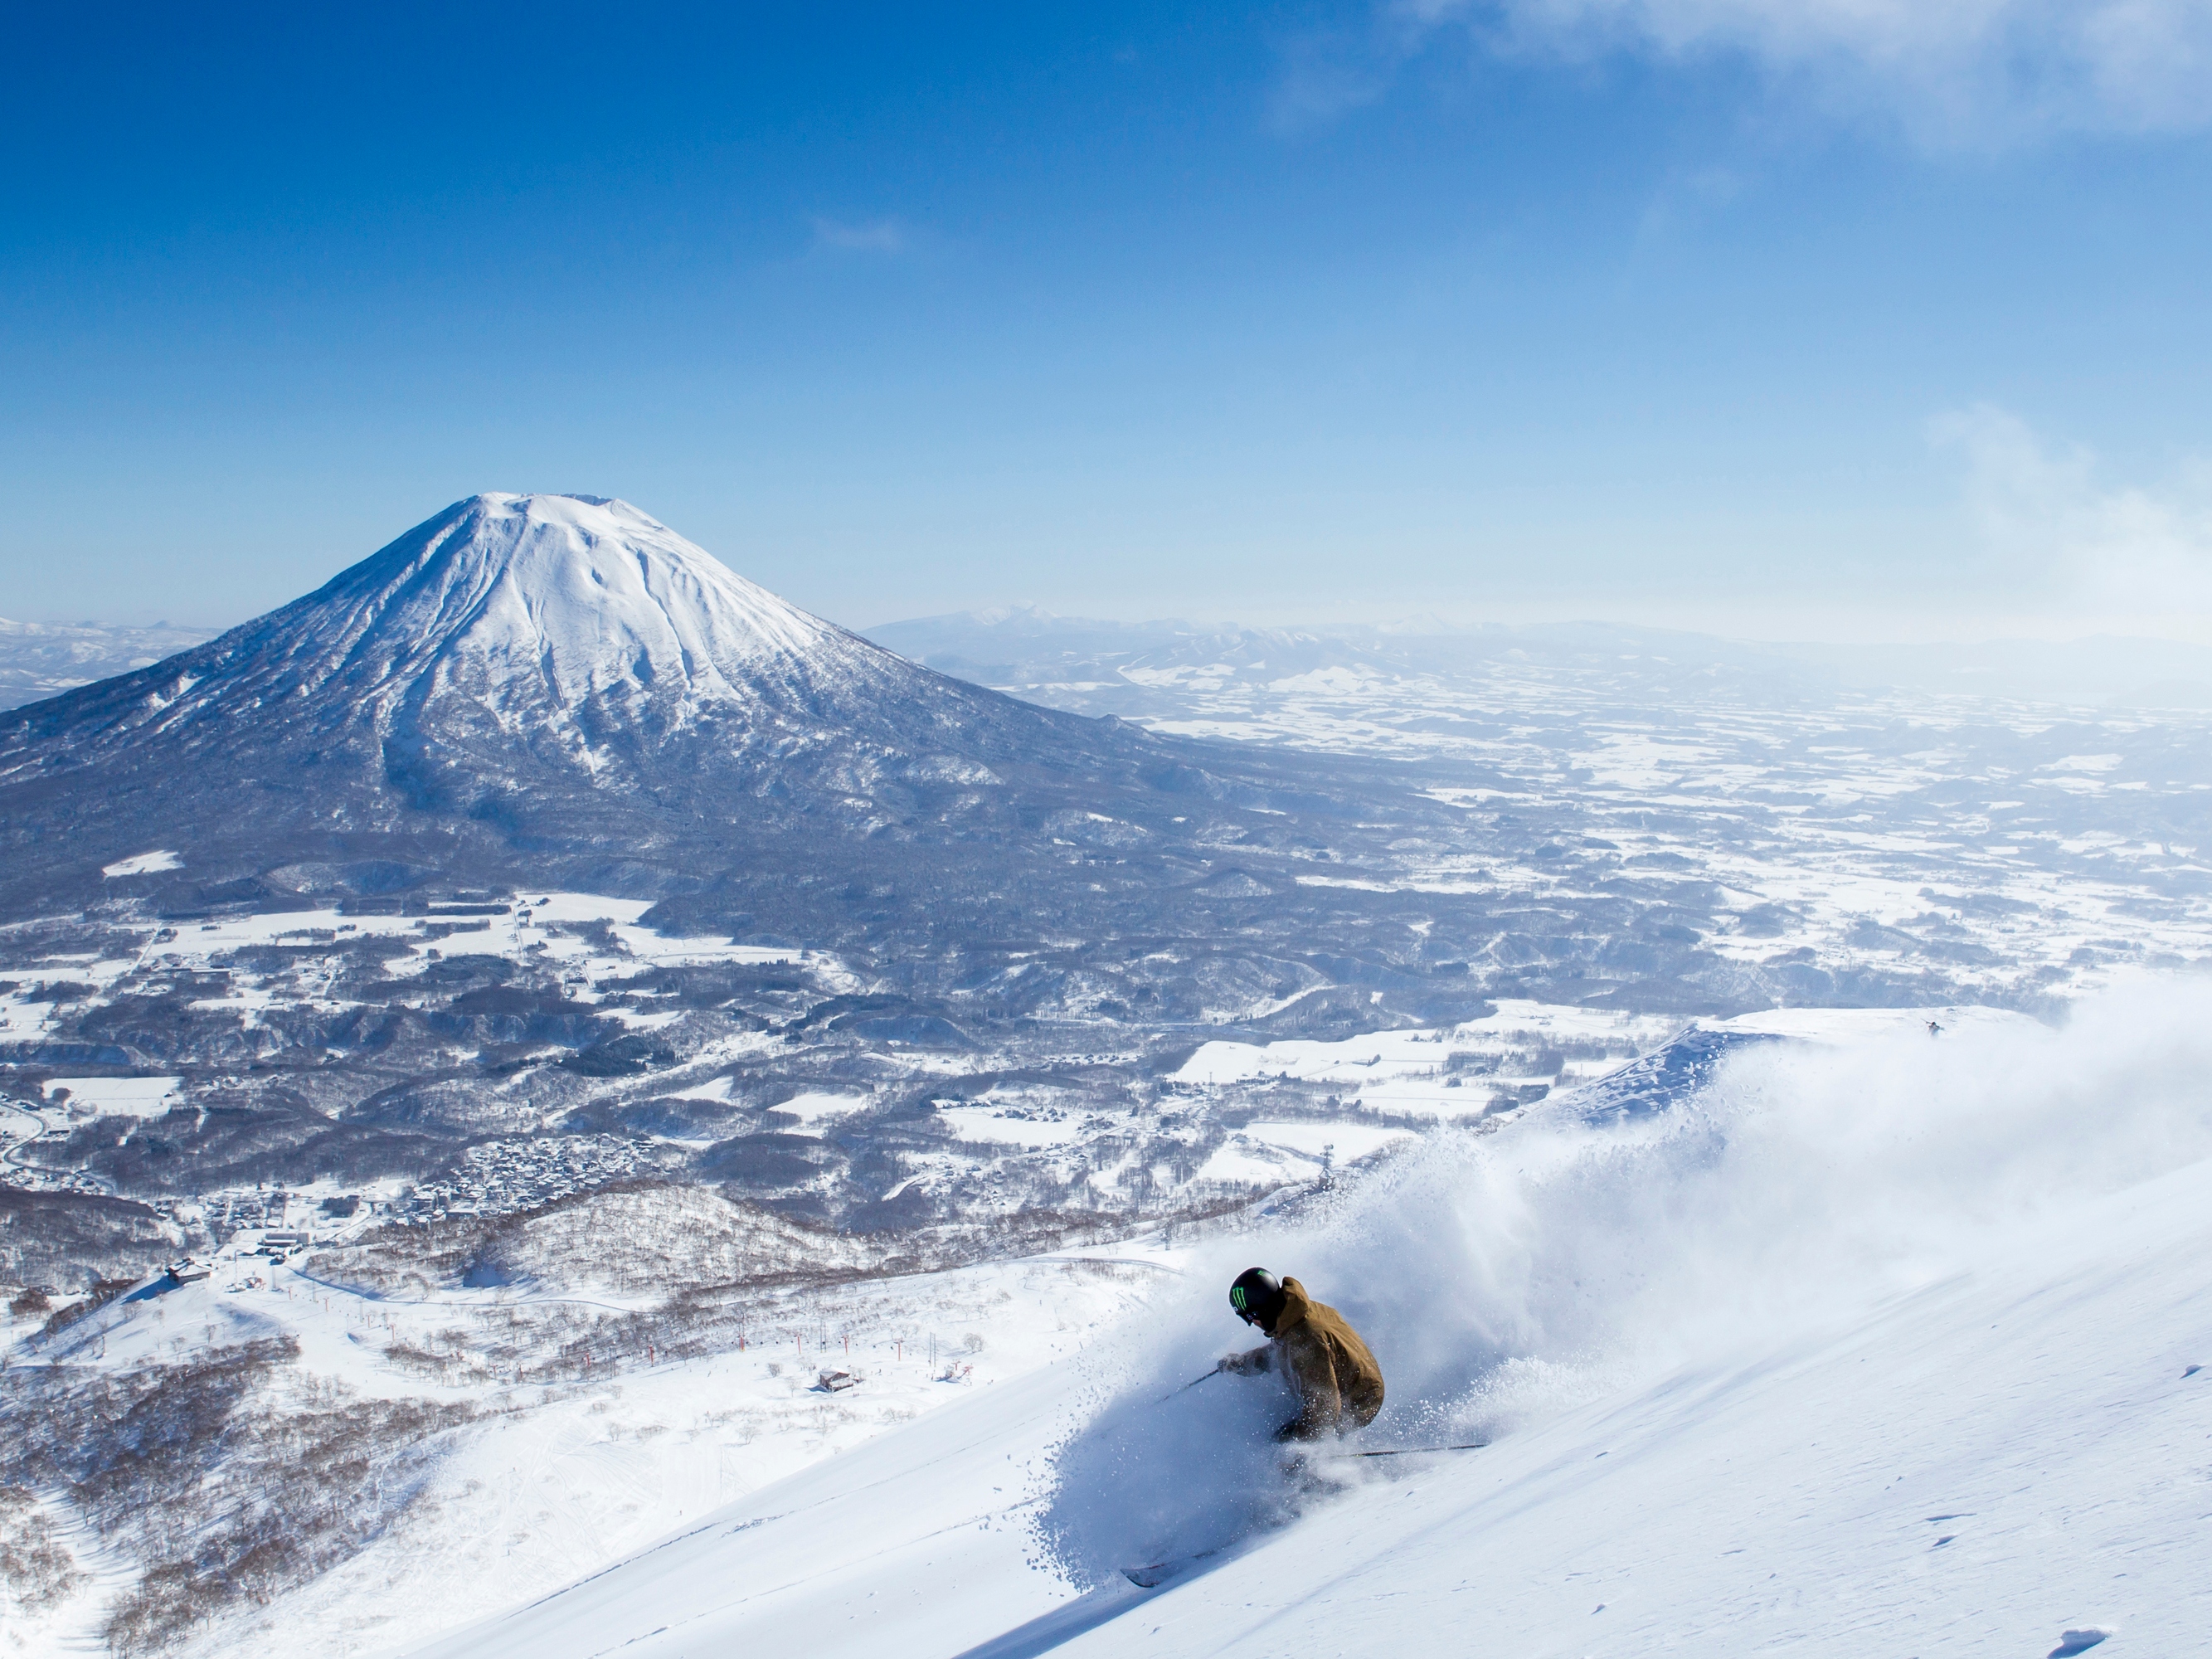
[1334,1440,1488,1459]
[1121,1548,1223,1588]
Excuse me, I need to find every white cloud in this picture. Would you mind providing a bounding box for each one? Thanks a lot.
[1271,17,1419,129]
[1397,0,2212,143]
[809,216,908,254]
[1932,402,2212,629]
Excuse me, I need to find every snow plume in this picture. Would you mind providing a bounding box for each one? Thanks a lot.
[1037,979,2212,1584]
[1934,403,2212,636]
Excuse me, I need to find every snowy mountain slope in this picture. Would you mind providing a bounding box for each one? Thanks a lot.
[7,494,863,745]
[0,494,1138,899]
[0,1178,1178,1657]
[1053,1164,2211,1658]
[0,495,1497,988]
[395,983,2212,1658]
[404,1360,1096,1659]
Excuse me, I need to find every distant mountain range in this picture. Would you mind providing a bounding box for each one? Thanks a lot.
[0,615,216,710]
[22,588,2209,727]
[866,606,2212,714]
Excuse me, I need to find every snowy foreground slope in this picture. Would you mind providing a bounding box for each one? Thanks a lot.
[408,990,2212,1659]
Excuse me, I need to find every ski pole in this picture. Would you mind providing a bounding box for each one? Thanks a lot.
[1339,1440,1488,1459]
[1157,1366,1221,1404]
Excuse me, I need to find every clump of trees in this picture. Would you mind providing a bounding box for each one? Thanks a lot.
[32,1276,135,1341]
[0,1336,479,1656]
[0,1483,86,1618]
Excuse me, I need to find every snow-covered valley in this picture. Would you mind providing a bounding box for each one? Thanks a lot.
[4,499,2210,1657]
[870,610,2212,1012]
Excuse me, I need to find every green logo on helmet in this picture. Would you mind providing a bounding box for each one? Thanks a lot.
[1231,1287,1248,1310]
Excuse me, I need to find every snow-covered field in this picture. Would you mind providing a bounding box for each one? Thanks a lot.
[1173,1000,1682,1122]
[36,1077,183,1119]
[873,614,2212,1013]
[61,986,2177,1659]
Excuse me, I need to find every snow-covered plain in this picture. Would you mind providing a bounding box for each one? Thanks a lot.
[1173,1000,1682,1123]
[389,988,2211,1658]
[872,611,2212,1013]
[99,851,182,878]
[37,1076,182,1118]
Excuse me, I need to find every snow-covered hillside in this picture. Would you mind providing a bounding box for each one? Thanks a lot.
[8,988,2208,1656]
[7,508,2211,1659]
[392,986,2212,1658]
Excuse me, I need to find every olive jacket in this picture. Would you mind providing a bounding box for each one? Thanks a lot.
[1223,1277,1384,1439]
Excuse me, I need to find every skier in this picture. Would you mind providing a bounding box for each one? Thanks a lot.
[1216,1267,1384,1440]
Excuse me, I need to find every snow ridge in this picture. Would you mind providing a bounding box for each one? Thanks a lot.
[173,493,875,737]
[284,494,839,713]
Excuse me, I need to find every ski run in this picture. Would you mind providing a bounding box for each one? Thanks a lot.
[12,990,2206,1657]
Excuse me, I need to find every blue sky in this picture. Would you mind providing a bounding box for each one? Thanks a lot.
[6,2,2212,639]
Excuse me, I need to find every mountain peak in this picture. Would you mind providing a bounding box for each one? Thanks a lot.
[328,493,837,698]
[0,491,1200,920]
[0,493,920,808]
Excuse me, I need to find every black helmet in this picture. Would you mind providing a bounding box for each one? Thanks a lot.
[1229,1267,1286,1330]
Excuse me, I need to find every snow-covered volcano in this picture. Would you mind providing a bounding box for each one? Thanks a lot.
[3,493,1000,780]
[0,494,1105,909]
[246,493,853,722]
[0,494,1432,942]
